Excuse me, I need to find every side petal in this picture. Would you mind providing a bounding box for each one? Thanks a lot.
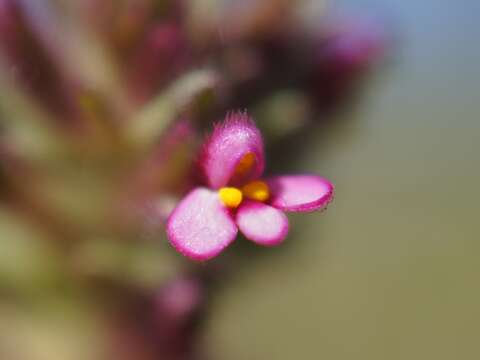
[236,200,289,246]
[167,188,238,261]
[200,112,265,189]
[267,175,334,212]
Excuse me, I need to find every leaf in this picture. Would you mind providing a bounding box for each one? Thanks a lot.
[126,69,219,149]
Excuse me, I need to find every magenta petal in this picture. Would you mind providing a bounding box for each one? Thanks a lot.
[267,175,334,212]
[200,112,265,188]
[236,200,289,246]
[167,188,238,261]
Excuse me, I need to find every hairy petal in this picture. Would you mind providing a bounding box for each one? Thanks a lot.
[200,112,265,188]
[236,200,289,246]
[167,188,237,261]
[267,175,334,212]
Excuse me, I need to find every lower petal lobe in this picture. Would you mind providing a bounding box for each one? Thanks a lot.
[167,188,238,260]
[267,175,334,212]
[236,200,289,246]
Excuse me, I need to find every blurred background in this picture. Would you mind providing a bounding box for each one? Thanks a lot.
[0,0,478,359]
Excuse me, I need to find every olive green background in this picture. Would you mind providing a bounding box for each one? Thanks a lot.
[208,0,480,358]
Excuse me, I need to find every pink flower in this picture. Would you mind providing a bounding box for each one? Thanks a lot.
[166,112,334,261]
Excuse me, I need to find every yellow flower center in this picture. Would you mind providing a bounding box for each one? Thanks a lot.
[218,180,270,208]
[242,180,270,201]
[235,152,256,176]
[218,187,243,208]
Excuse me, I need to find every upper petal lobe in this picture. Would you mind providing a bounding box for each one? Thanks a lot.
[167,187,238,261]
[200,112,265,188]
[267,175,334,212]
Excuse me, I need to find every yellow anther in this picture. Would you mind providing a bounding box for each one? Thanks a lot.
[235,152,256,175]
[219,187,243,208]
[242,180,270,202]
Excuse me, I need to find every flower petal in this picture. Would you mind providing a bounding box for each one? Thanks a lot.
[167,187,237,261]
[236,200,289,246]
[267,175,334,212]
[200,112,265,189]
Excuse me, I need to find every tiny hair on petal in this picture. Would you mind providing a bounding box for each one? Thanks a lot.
[199,111,265,189]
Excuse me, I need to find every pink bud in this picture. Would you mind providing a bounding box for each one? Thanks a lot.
[155,277,203,320]
[310,14,389,109]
